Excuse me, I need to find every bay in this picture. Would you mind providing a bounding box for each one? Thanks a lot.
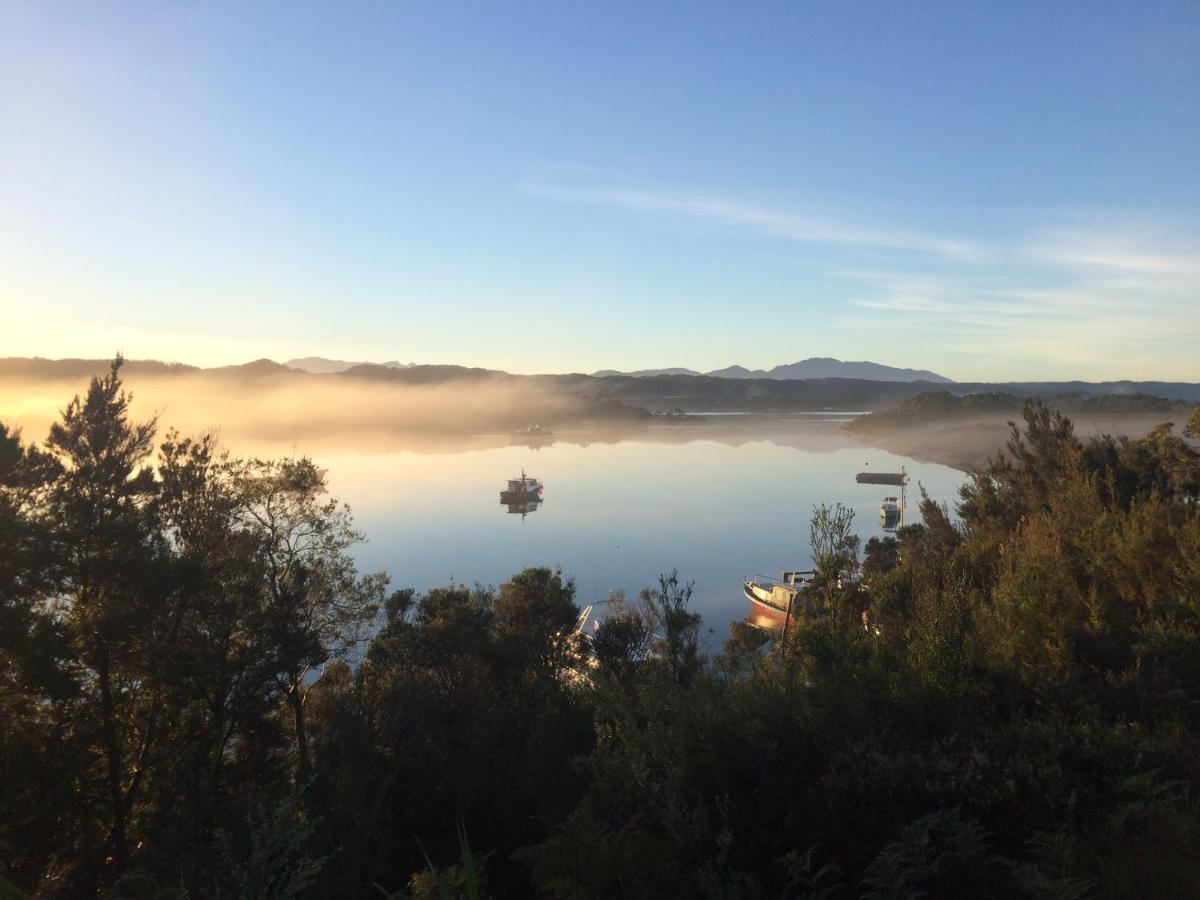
[318,418,965,644]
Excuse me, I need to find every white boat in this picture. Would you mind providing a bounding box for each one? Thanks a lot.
[500,471,543,504]
[742,570,814,617]
[880,495,902,528]
[857,466,908,531]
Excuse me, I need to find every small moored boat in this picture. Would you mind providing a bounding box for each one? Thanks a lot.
[500,471,544,504]
[856,467,908,532]
[880,496,902,528]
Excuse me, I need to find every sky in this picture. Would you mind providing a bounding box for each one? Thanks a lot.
[1,1,1198,382]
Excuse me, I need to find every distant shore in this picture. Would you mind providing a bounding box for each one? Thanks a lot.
[844,412,1192,472]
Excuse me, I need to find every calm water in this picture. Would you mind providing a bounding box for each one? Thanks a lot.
[318,419,964,645]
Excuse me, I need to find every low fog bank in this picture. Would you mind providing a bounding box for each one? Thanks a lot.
[4,372,876,457]
[4,361,1196,464]
[0,366,880,459]
[0,369,649,455]
[846,412,1192,472]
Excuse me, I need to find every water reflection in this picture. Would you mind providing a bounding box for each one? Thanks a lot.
[504,499,543,519]
[511,424,556,450]
[201,416,870,459]
[511,436,555,450]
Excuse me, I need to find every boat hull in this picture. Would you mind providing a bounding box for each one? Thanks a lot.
[743,581,796,616]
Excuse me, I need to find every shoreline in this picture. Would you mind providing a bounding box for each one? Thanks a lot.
[842,411,1193,473]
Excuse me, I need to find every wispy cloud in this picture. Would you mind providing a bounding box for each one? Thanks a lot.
[1024,226,1200,289]
[526,177,1199,378]
[830,216,1200,378]
[523,182,988,260]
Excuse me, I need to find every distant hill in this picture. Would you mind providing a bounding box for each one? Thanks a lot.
[705,365,756,378]
[285,357,413,374]
[217,358,294,376]
[553,372,1200,412]
[337,363,503,384]
[707,358,953,382]
[592,367,703,378]
[0,357,197,379]
[594,358,952,383]
[3,358,1197,413]
[846,390,1190,431]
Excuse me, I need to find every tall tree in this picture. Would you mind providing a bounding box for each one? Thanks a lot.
[233,456,385,783]
[42,357,164,884]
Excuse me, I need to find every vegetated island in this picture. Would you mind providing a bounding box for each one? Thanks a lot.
[844,390,1197,471]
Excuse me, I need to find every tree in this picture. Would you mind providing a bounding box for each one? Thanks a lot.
[641,569,702,682]
[148,432,293,878]
[862,536,900,583]
[592,589,653,687]
[0,422,64,690]
[492,566,584,681]
[232,455,385,783]
[809,502,859,584]
[41,357,165,885]
[0,423,76,888]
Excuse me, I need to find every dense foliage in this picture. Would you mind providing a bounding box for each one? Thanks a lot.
[3,362,1200,897]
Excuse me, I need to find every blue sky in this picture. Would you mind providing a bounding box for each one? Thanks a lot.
[2,1,1197,380]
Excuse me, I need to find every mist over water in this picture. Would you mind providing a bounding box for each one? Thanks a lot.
[0,370,629,449]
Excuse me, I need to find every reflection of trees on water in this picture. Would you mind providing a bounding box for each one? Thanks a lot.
[231,418,863,457]
[509,435,556,450]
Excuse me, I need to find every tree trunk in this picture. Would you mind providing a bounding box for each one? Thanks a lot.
[97,649,129,875]
[288,681,311,784]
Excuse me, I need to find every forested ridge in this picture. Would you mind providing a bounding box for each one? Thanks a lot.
[3,361,1200,898]
[847,389,1191,428]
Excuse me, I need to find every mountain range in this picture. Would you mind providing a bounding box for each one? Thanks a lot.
[3,358,1197,407]
[593,357,952,383]
[285,357,413,374]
